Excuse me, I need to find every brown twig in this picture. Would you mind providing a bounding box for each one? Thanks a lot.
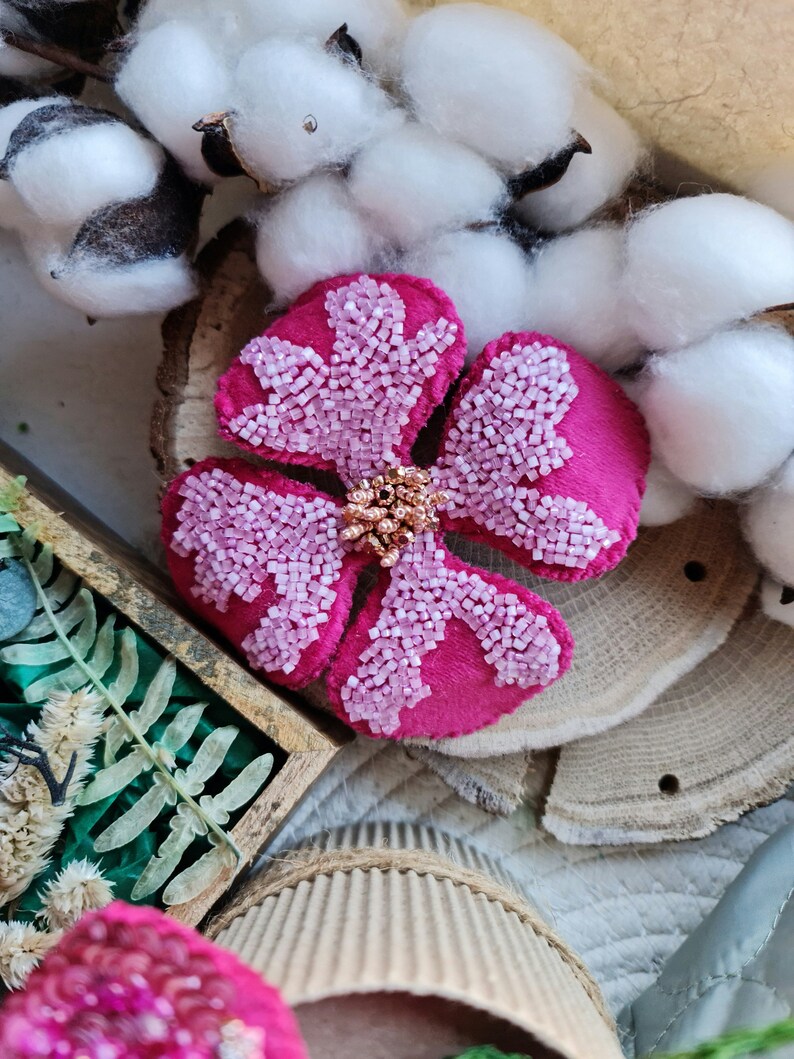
[0,29,112,83]
[764,301,794,313]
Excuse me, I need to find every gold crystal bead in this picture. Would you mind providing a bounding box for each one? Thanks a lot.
[342,465,446,563]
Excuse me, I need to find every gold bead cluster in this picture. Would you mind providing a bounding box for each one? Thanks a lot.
[341,466,449,568]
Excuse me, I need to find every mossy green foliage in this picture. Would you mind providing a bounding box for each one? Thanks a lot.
[448,1048,531,1059]
[655,1019,794,1059]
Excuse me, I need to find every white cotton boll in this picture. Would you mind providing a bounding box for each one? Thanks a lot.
[401,229,530,362]
[514,93,646,231]
[744,456,794,586]
[639,325,794,495]
[0,97,55,227]
[349,123,505,248]
[639,458,697,526]
[760,578,794,628]
[0,96,65,158]
[56,257,197,317]
[743,157,794,221]
[9,123,163,227]
[623,194,794,351]
[231,38,399,186]
[25,228,198,315]
[135,0,199,30]
[528,226,644,370]
[116,21,232,185]
[54,257,197,317]
[0,3,59,78]
[401,3,587,171]
[256,172,386,304]
[239,0,408,75]
[0,40,56,79]
[0,97,54,159]
[135,0,248,54]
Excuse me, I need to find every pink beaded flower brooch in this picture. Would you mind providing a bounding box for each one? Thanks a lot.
[162,274,649,740]
[0,902,307,1058]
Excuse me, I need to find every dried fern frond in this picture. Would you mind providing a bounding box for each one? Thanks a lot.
[37,858,114,931]
[1,514,275,908]
[0,689,104,905]
[0,476,25,523]
[0,921,60,990]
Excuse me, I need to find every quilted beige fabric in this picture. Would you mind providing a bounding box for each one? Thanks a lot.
[263,738,794,1015]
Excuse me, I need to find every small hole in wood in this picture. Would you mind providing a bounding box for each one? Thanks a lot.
[658,773,680,795]
[184,458,196,468]
[684,561,707,582]
[780,586,794,606]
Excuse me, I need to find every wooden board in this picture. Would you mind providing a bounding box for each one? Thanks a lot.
[0,442,347,928]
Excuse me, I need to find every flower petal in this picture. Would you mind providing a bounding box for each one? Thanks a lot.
[161,458,367,688]
[326,532,573,740]
[215,273,466,486]
[434,331,649,581]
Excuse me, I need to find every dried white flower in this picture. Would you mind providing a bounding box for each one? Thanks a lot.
[0,921,60,990]
[37,859,114,931]
[0,689,104,905]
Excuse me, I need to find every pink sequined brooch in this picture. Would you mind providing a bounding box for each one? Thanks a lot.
[162,273,649,740]
[0,902,307,1059]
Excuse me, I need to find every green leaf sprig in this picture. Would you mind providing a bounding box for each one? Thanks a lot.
[0,488,273,907]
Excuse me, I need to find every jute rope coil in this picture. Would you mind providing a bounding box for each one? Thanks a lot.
[208,844,614,1028]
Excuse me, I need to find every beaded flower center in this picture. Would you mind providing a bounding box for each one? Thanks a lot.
[341,465,448,567]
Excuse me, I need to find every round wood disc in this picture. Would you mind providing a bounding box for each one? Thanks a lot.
[151,220,272,484]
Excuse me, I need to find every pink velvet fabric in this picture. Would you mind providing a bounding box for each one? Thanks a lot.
[0,901,308,1059]
[436,332,650,582]
[161,273,650,742]
[326,541,573,740]
[215,272,466,485]
[162,458,368,690]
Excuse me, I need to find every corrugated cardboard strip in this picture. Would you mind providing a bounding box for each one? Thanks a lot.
[213,823,624,1059]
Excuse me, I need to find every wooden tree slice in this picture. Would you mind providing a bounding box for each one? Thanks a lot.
[152,220,270,483]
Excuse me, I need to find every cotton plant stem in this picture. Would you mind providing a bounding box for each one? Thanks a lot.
[21,554,242,864]
[0,30,112,83]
